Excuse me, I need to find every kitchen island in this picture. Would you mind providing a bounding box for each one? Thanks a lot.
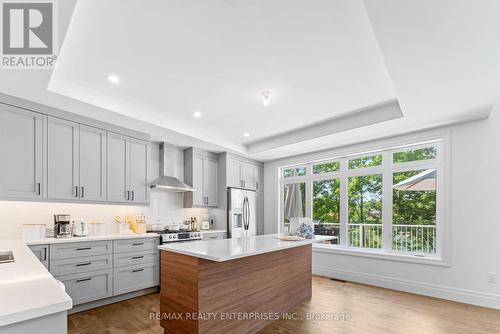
[158,234,335,334]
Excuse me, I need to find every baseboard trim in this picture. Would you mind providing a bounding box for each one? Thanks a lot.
[313,265,500,310]
[68,287,159,314]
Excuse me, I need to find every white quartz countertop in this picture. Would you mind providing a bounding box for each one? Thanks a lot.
[25,233,159,245]
[0,239,72,327]
[158,234,336,262]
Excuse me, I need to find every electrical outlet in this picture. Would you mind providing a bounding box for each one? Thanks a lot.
[487,272,497,284]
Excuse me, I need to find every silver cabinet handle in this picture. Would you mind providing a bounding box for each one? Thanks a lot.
[75,186,79,198]
[81,186,84,198]
[132,268,144,273]
[132,242,144,246]
[126,190,130,200]
[43,247,47,261]
[132,256,144,259]
[37,182,41,195]
[131,191,134,201]
[76,247,91,251]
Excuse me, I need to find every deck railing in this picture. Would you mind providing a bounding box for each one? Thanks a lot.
[314,223,436,254]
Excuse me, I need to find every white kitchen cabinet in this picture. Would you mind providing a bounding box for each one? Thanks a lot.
[205,157,218,206]
[47,117,80,200]
[226,158,258,190]
[79,125,106,201]
[28,244,49,269]
[184,148,218,207]
[129,138,149,204]
[227,158,242,188]
[106,132,129,202]
[107,134,149,204]
[256,166,263,192]
[0,105,43,199]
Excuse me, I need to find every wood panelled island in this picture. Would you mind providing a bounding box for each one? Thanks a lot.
[158,234,335,334]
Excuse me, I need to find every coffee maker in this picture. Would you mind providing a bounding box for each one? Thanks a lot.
[54,214,72,238]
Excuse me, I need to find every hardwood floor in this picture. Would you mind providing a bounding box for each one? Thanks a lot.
[68,276,500,334]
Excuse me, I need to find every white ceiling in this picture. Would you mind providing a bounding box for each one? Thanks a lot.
[1,1,500,161]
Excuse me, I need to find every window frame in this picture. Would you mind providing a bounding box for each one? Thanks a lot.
[277,136,448,265]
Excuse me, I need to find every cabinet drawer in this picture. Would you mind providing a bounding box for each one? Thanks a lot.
[50,240,112,259]
[113,249,158,268]
[57,269,112,305]
[113,238,158,254]
[113,262,159,296]
[203,233,226,241]
[50,254,112,276]
[28,244,49,269]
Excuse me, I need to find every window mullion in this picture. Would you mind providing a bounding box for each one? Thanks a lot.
[382,152,393,251]
[340,160,348,247]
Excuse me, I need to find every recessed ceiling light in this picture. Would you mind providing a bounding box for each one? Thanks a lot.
[192,110,202,118]
[106,74,120,84]
[262,91,271,107]
[243,132,250,137]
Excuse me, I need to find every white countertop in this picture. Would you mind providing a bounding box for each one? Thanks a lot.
[25,233,159,245]
[0,239,72,327]
[158,234,336,262]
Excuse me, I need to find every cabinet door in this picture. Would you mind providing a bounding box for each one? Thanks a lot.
[129,138,149,203]
[204,157,218,207]
[47,117,80,200]
[0,106,43,199]
[241,163,256,190]
[28,244,49,269]
[256,166,264,192]
[192,154,205,206]
[227,159,242,188]
[79,125,106,201]
[107,132,129,202]
[256,192,264,235]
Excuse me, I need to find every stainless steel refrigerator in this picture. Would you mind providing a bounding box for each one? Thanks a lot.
[227,188,257,238]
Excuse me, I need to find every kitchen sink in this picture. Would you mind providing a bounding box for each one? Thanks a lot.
[0,251,14,264]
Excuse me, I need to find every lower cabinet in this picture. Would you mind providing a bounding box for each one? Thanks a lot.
[28,244,49,269]
[28,237,160,307]
[57,269,113,305]
[113,262,159,295]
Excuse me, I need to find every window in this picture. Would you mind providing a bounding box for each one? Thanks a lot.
[313,179,340,244]
[283,166,306,178]
[393,169,436,254]
[282,182,306,227]
[348,155,382,169]
[278,141,442,259]
[348,174,382,249]
[313,161,340,174]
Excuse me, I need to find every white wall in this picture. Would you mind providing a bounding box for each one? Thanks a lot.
[264,106,500,309]
[0,143,224,239]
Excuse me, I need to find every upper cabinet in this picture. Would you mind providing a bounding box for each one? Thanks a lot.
[47,118,107,202]
[107,133,149,204]
[225,157,260,191]
[184,148,218,208]
[129,138,149,204]
[0,95,150,205]
[47,117,80,200]
[0,105,43,199]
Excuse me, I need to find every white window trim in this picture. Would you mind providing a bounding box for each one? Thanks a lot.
[276,131,451,266]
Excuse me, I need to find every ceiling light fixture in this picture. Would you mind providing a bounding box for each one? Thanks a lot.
[243,132,250,138]
[192,110,202,118]
[106,74,120,84]
[262,91,271,107]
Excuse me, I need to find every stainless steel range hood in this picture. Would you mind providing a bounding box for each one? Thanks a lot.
[150,143,194,192]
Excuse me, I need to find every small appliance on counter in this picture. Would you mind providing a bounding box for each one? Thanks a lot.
[54,214,72,238]
[72,219,88,237]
